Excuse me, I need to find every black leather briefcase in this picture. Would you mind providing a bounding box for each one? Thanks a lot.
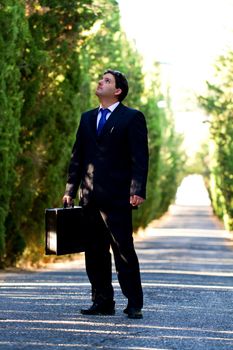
[45,206,86,255]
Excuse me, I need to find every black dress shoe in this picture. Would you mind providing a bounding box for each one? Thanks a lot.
[81,300,115,315]
[124,307,143,319]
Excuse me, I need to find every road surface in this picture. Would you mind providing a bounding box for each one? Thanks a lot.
[1,175,233,349]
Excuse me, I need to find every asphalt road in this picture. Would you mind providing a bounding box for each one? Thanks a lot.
[1,179,233,349]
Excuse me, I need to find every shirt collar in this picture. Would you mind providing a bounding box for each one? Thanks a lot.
[99,101,120,113]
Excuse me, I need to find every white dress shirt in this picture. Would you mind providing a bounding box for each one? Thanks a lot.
[96,101,120,129]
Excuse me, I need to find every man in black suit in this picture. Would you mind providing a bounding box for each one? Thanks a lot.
[63,69,149,319]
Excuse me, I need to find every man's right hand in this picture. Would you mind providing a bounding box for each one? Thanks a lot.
[62,195,73,207]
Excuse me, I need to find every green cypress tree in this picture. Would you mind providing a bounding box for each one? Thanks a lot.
[0,0,27,265]
[199,51,233,230]
[5,0,99,264]
[3,0,186,265]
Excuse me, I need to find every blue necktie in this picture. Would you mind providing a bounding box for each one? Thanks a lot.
[97,108,109,135]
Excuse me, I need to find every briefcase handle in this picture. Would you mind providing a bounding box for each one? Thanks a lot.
[63,200,74,209]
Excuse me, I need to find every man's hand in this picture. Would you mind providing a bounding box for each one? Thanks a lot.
[130,195,144,207]
[62,195,74,207]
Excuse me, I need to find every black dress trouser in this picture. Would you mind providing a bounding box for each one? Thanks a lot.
[83,202,143,309]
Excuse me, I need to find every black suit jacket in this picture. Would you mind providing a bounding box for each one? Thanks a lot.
[65,103,149,209]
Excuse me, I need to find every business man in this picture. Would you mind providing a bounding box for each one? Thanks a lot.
[63,69,149,319]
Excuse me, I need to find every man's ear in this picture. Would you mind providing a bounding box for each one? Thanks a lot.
[114,88,122,97]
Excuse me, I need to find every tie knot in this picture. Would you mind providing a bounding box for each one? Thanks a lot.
[100,108,110,117]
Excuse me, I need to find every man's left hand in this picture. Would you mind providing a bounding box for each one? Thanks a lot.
[130,195,144,207]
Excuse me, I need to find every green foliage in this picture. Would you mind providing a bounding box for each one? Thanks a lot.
[0,1,27,265]
[157,112,185,218]
[1,0,185,266]
[185,141,209,176]
[5,0,99,265]
[133,64,186,230]
[199,51,233,231]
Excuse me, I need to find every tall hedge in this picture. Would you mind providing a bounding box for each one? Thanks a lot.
[133,65,185,230]
[199,51,233,231]
[0,1,27,265]
[1,0,185,266]
[5,0,99,264]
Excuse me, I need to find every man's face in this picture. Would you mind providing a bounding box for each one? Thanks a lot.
[96,73,121,100]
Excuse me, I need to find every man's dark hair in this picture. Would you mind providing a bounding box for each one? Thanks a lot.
[104,69,129,102]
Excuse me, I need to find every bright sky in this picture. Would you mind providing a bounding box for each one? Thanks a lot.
[117,0,233,155]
